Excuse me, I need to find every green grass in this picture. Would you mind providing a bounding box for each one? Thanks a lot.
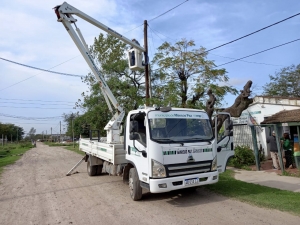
[44,141,72,147]
[0,142,33,175]
[282,170,300,178]
[64,144,85,155]
[205,170,300,215]
[44,141,84,155]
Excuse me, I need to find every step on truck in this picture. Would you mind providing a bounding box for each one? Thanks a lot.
[54,2,234,201]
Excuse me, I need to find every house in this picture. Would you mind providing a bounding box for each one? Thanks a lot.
[233,96,300,157]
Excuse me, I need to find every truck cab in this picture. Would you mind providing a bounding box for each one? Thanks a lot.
[124,106,231,200]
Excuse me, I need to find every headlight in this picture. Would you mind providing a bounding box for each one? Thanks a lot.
[152,159,166,178]
[211,156,217,171]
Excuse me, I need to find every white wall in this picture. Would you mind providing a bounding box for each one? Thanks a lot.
[233,103,300,157]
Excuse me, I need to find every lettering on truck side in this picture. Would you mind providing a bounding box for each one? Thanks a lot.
[97,147,107,152]
[162,148,212,155]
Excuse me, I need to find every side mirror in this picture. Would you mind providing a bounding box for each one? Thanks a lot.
[130,121,138,132]
[217,146,222,152]
[129,133,139,140]
[225,119,233,131]
[141,150,147,158]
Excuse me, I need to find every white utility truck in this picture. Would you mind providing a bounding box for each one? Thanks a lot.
[54,2,234,201]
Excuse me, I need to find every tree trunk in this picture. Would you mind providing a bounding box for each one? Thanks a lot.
[209,80,253,132]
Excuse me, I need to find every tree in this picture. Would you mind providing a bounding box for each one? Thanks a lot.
[0,123,24,141]
[263,64,300,97]
[73,34,147,136]
[28,127,36,140]
[211,81,254,132]
[151,39,238,108]
[72,36,252,135]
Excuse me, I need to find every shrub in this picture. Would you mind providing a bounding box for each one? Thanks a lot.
[231,145,255,168]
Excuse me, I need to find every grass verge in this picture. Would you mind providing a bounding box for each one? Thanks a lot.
[205,170,300,215]
[64,144,84,155]
[44,142,84,155]
[0,142,33,175]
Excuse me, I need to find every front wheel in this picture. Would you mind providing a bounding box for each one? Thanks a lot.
[129,168,142,201]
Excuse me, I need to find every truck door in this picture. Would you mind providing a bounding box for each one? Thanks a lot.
[126,113,149,183]
[216,114,234,173]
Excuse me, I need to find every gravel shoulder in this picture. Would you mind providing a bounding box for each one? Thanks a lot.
[0,143,299,225]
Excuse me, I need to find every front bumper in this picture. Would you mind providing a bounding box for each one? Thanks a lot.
[149,171,218,193]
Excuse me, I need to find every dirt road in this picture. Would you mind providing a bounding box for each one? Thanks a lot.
[0,143,299,225]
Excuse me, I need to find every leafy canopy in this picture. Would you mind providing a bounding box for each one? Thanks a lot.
[151,39,237,108]
[263,64,300,97]
[0,122,24,141]
[64,36,240,136]
[69,34,146,135]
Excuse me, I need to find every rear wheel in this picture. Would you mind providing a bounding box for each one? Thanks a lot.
[96,165,103,175]
[87,160,97,176]
[129,168,142,201]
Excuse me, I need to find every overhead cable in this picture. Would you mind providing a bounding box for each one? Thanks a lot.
[0,56,83,92]
[0,97,74,103]
[204,12,300,54]
[0,113,63,120]
[0,106,74,110]
[210,53,283,67]
[124,0,189,34]
[0,101,75,106]
[0,57,84,77]
[216,38,300,67]
[148,0,189,22]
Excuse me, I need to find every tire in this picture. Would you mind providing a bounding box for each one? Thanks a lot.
[96,165,103,175]
[129,168,142,201]
[87,160,97,176]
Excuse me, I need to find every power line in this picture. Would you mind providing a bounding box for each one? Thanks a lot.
[205,12,300,53]
[0,97,75,103]
[0,57,84,78]
[0,106,74,110]
[148,25,165,42]
[148,0,189,22]
[0,113,63,120]
[209,53,283,67]
[0,121,59,125]
[216,38,300,67]
[0,56,84,92]
[0,101,75,106]
[124,0,189,34]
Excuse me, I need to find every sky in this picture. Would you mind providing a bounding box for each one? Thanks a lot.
[0,0,300,136]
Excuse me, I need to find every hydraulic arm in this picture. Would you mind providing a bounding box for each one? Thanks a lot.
[54,2,145,143]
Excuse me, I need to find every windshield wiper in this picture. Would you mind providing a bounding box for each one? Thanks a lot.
[153,138,176,143]
[180,137,211,142]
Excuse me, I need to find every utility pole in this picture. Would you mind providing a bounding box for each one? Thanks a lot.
[72,117,75,148]
[144,20,149,105]
[46,130,47,141]
[51,127,52,142]
[60,121,61,142]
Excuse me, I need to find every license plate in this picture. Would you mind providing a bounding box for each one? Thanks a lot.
[185,178,199,186]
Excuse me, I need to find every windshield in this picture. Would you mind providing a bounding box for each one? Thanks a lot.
[149,116,213,143]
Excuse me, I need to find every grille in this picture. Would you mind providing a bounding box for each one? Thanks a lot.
[165,160,212,177]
